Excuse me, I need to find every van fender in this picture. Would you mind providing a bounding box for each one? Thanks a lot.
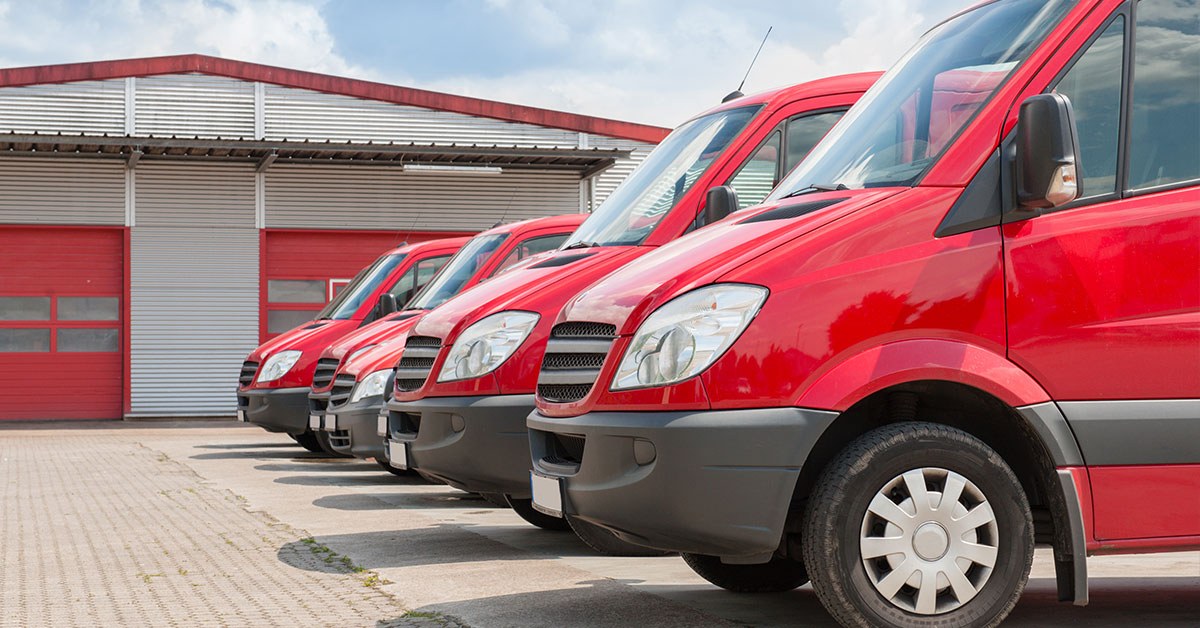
[796,338,1052,411]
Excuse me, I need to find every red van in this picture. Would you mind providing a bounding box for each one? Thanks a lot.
[529,0,1198,626]
[237,237,466,452]
[306,214,585,467]
[383,74,877,553]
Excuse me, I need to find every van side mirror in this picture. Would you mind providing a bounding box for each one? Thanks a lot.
[700,185,740,228]
[1015,93,1082,209]
[377,293,398,317]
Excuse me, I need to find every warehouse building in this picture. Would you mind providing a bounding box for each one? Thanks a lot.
[0,54,666,421]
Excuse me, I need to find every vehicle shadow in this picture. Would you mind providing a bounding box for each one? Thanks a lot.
[253,461,378,473]
[189,449,333,460]
[195,442,296,450]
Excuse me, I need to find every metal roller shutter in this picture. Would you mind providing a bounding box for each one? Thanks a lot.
[0,157,125,225]
[134,74,256,139]
[0,79,125,136]
[135,162,255,228]
[129,162,257,416]
[264,164,580,232]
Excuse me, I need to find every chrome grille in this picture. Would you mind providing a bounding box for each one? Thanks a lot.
[394,335,441,392]
[239,361,258,387]
[311,358,340,390]
[328,374,356,409]
[536,322,616,403]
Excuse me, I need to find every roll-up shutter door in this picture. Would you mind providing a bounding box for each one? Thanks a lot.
[264,164,580,232]
[0,157,125,225]
[130,162,257,416]
[0,226,124,420]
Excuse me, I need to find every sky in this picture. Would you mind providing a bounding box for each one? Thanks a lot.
[0,0,970,128]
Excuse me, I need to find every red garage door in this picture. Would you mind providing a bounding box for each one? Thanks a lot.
[261,229,461,342]
[0,226,125,420]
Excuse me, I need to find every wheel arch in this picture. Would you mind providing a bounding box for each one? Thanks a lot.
[786,379,1090,604]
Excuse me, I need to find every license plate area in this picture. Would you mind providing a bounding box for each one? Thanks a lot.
[323,413,337,432]
[530,472,564,517]
[236,409,246,422]
[377,410,388,437]
[308,413,321,430]
[386,440,408,470]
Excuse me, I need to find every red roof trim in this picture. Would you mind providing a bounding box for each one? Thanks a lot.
[0,54,670,144]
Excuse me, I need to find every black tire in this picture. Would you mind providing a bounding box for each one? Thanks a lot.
[682,553,809,592]
[313,431,353,458]
[567,516,673,557]
[376,457,415,477]
[802,422,1033,628]
[506,496,572,531]
[293,429,324,453]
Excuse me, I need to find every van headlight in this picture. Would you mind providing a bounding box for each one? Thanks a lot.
[351,369,391,403]
[611,284,767,391]
[256,350,302,383]
[436,311,540,382]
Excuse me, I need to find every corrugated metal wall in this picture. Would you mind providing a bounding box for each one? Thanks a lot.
[0,158,125,224]
[134,75,256,139]
[588,137,654,208]
[264,164,580,231]
[129,163,258,416]
[0,80,125,135]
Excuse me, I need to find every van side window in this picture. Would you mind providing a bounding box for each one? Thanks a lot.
[1128,1,1200,190]
[784,111,844,175]
[1054,16,1125,199]
[388,255,451,306]
[726,131,781,210]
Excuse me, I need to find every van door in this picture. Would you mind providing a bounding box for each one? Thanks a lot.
[1002,4,1200,541]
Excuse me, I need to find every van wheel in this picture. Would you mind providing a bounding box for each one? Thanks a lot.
[313,431,352,458]
[802,422,1032,628]
[567,516,672,556]
[682,553,809,592]
[293,430,323,453]
[506,496,572,531]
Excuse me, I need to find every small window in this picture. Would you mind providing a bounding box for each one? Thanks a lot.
[1128,2,1200,190]
[727,132,781,210]
[57,297,120,321]
[491,234,571,276]
[1054,16,1125,198]
[0,328,50,352]
[784,111,845,174]
[267,310,315,334]
[268,280,326,304]
[388,255,452,306]
[0,296,50,321]
[57,328,119,352]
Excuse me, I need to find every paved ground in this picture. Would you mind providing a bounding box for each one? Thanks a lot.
[1,422,1197,628]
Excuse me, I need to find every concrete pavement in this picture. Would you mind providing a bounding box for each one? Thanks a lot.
[2,421,1197,627]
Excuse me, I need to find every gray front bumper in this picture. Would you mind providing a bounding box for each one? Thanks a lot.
[386,394,536,496]
[527,406,838,559]
[238,387,311,434]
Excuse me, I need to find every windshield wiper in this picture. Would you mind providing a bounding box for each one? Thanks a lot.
[781,183,850,199]
[562,241,599,250]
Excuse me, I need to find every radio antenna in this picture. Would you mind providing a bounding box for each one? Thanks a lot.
[723,26,773,103]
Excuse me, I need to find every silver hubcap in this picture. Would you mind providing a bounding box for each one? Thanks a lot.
[859,467,999,615]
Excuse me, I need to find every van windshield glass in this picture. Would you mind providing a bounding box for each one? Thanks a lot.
[317,254,407,320]
[406,234,509,310]
[563,105,761,248]
[771,0,1076,196]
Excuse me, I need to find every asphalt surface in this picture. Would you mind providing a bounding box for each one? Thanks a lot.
[2,420,1197,627]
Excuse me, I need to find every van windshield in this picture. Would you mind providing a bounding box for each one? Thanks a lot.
[406,234,509,310]
[317,254,407,320]
[771,0,1076,196]
[563,105,761,248]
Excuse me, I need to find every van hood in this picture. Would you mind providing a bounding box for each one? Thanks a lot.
[320,311,423,362]
[559,189,901,334]
[413,245,644,343]
[248,318,355,362]
[338,328,415,379]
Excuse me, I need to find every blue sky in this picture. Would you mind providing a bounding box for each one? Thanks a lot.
[0,0,969,127]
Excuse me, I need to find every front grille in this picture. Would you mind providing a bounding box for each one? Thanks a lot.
[311,358,340,390]
[394,335,441,392]
[536,322,616,403]
[239,361,259,387]
[328,374,356,409]
[310,396,328,412]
